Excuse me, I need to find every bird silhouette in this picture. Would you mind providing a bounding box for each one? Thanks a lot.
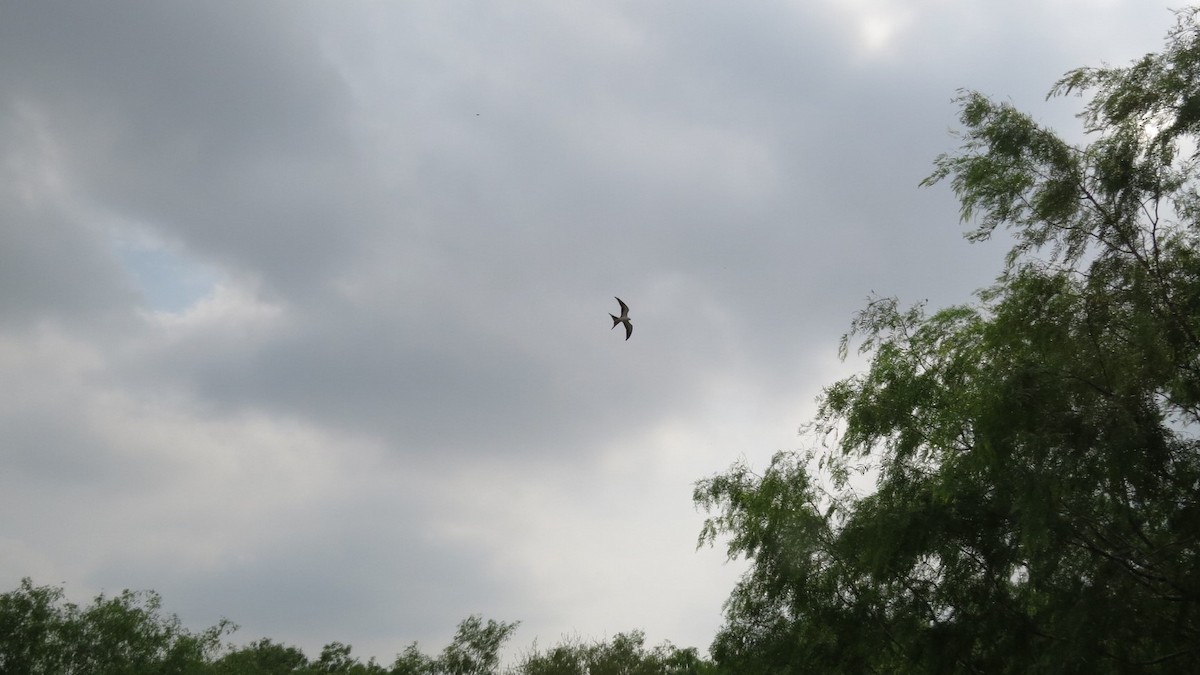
[610,297,632,340]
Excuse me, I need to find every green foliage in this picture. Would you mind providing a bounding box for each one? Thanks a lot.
[0,580,711,674]
[309,641,393,674]
[698,8,1200,674]
[0,577,232,674]
[436,615,519,675]
[212,638,309,674]
[386,615,520,675]
[518,631,716,675]
[390,642,438,675]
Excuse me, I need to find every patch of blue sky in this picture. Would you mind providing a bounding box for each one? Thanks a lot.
[113,239,220,313]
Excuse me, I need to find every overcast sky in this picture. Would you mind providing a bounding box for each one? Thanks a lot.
[0,0,1176,662]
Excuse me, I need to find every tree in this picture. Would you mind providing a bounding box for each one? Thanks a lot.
[517,630,716,675]
[310,641,390,674]
[0,578,75,674]
[212,638,309,674]
[435,615,518,675]
[697,8,1200,674]
[0,577,232,674]
[382,615,518,675]
[389,642,438,675]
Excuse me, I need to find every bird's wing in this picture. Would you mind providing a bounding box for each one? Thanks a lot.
[624,321,633,340]
[615,297,629,317]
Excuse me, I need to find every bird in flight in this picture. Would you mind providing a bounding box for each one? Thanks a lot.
[610,297,632,340]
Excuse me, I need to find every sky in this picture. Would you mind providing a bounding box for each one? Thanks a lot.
[0,0,1177,663]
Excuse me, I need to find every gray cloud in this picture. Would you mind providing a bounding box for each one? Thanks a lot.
[0,0,1177,660]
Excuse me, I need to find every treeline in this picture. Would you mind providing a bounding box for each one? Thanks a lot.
[0,578,715,674]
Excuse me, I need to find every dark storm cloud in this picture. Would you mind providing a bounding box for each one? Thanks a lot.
[0,0,363,295]
[0,172,134,325]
